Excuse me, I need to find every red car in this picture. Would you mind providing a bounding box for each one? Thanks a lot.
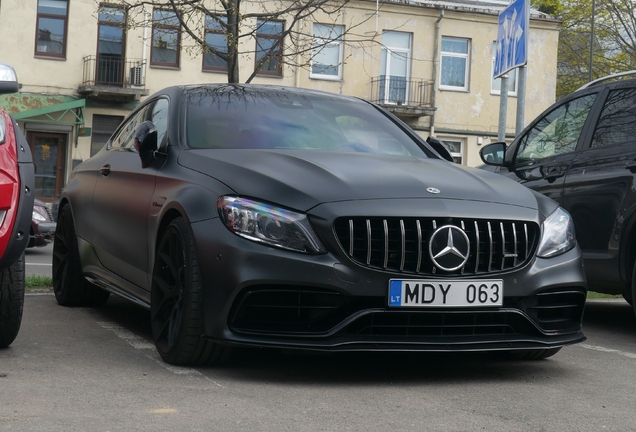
[0,64,34,347]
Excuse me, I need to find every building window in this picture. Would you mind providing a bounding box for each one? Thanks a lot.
[440,37,470,91]
[203,16,228,71]
[91,115,124,156]
[379,31,412,104]
[311,24,344,80]
[441,138,464,164]
[35,0,69,58]
[255,20,283,76]
[491,42,517,96]
[151,9,181,68]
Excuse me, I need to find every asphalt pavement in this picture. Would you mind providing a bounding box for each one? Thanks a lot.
[8,244,636,431]
[24,243,53,278]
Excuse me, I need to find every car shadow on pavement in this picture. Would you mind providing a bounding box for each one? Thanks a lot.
[582,299,636,337]
[85,295,579,386]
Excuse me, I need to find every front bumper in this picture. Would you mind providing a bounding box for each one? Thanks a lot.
[192,215,587,353]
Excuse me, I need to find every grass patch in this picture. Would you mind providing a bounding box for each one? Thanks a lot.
[25,275,53,289]
[587,291,623,299]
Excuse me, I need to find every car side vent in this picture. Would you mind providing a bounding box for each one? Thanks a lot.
[334,217,540,276]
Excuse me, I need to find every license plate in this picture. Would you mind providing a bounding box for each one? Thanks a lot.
[388,279,503,307]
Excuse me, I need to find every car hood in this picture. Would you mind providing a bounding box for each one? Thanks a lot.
[179,149,542,212]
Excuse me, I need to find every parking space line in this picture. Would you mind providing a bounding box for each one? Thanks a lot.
[578,343,636,359]
[96,321,224,386]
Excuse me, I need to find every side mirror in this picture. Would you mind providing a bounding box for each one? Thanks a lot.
[134,120,157,169]
[426,136,454,162]
[0,63,18,94]
[480,142,506,166]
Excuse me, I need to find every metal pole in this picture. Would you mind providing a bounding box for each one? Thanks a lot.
[498,75,509,142]
[515,66,526,135]
[589,0,595,82]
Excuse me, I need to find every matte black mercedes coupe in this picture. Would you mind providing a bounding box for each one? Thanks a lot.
[54,85,587,365]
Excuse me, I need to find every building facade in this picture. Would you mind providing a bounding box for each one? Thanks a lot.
[0,0,560,202]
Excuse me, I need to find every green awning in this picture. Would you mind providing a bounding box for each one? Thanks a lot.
[13,98,85,125]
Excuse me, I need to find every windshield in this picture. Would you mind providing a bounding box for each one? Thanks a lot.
[185,86,427,157]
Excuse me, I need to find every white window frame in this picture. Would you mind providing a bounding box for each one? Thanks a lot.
[440,138,464,164]
[310,23,344,80]
[440,37,470,91]
[380,31,412,104]
[490,42,518,96]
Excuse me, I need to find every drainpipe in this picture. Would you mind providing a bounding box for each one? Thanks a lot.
[142,11,150,83]
[430,9,444,137]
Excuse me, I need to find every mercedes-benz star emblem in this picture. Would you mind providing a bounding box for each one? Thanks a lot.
[429,225,470,271]
[426,187,441,194]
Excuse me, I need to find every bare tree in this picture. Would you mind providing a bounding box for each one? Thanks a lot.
[110,0,379,83]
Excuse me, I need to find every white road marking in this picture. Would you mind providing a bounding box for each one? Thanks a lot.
[578,343,636,359]
[25,263,52,266]
[96,321,224,386]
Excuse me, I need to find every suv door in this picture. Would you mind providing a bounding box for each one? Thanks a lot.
[504,93,599,203]
[562,85,636,291]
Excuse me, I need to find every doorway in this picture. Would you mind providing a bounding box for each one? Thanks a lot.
[27,131,67,202]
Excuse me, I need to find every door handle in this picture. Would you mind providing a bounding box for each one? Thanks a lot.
[99,164,111,176]
[544,167,565,181]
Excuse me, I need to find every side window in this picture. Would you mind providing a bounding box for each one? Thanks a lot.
[35,0,69,59]
[150,98,169,148]
[591,88,636,147]
[440,37,470,91]
[440,138,464,164]
[110,107,148,150]
[515,94,597,163]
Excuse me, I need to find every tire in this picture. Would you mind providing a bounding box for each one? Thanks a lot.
[0,255,25,347]
[52,204,110,307]
[498,347,562,361]
[151,217,229,366]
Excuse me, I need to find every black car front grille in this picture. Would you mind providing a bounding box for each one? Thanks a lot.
[342,310,541,337]
[228,286,585,338]
[522,289,586,333]
[228,286,378,335]
[334,217,540,276]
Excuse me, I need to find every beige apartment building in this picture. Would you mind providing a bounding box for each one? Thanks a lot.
[0,0,559,202]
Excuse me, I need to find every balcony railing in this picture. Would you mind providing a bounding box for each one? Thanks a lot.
[78,55,149,102]
[81,55,147,87]
[370,77,435,117]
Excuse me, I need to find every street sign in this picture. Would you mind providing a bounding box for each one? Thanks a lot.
[494,0,529,78]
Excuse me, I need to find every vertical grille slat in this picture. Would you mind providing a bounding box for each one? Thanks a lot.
[487,222,494,272]
[512,223,518,267]
[474,221,480,273]
[348,219,354,257]
[366,219,372,265]
[334,217,539,276]
[383,219,389,269]
[500,222,506,270]
[416,220,423,273]
[400,220,406,271]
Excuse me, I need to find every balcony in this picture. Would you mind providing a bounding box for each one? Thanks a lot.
[78,55,149,103]
[370,77,436,118]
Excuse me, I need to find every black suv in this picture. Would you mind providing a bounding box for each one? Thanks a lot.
[480,71,636,312]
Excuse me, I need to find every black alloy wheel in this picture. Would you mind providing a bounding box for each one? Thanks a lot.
[52,205,110,307]
[0,255,25,347]
[151,217,228,365]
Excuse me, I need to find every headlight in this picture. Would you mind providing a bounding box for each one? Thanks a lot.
[218,196,326,254]
[32,207,47,222]
[537,207,576,258]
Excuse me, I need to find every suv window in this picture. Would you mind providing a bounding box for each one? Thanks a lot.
[516,94,597,164]
[592,87,636,147]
